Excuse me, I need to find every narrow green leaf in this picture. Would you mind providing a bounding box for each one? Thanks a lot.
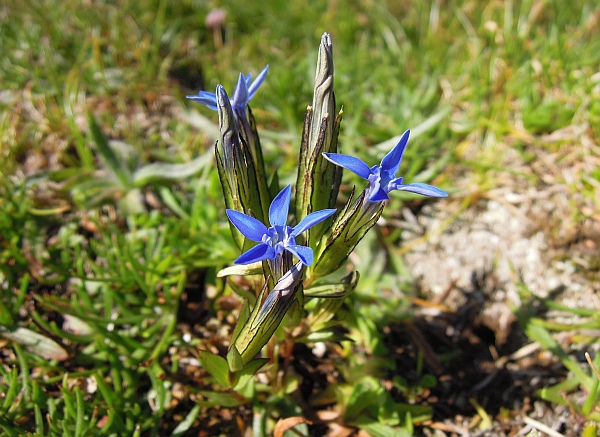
[62,382,77,420]
[373,107,451,153]
[63,69,94,169]
[132,152,212,186]
[1,367,19,410]
[232,358,269,391]
[524,320,591,388]
[70,177,122,205]
[87,113,132,188]
[469,398,493,430]
[227,345,244,372]
[230,301,251,346]
[395,403,432,424]
[75,387,85,437]
[170,403,202,437]
[0,326,69,361]
[197,391,246,408]
[304,272,358,298]
[357,421,412,437]
[157,185,189,219]
[34,403,44,435]
[582,377,599,416]
[303,329,351,343]
[14,343,31,401]
[198,350,230,388]
[536,377,581,406]
[345,376,380,420]
[217,263,263,278]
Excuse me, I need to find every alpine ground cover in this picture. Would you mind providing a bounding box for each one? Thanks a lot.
[1,0,599,435]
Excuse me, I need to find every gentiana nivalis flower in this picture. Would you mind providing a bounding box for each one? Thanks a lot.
[186,65,269,115]
[226,185,336,266]
[323,129,448,202]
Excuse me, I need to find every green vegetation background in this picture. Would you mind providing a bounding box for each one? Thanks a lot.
[1,0,598,436]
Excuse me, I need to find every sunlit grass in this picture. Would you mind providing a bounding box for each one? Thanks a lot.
[1,0,599,435]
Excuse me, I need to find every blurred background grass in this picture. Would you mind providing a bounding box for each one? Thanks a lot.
[1,0,599,435]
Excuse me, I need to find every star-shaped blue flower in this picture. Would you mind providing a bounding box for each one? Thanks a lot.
[186,65,269,115]
[226,185,336,266]
[323,129,448,202]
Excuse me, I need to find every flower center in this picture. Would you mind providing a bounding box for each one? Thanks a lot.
[367,166,396,194]
[264,225,295,255]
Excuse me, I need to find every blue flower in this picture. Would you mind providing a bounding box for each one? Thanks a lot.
[186,65,269,115]
[323,129,448,202]
[226,185,336,266]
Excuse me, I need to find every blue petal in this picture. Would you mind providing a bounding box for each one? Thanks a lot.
[392,182,448,198]
[247,65,269,100]
[226,210,268,242]
[235,243,275,264]
[290,209,337,238]
[365,177,388,202]
[380,129,410,174]
[322,153,371,180]
[186,91,218,111]
[269,185,292,227]
[285,244,314,266]
[232,73,249,110]
[368,186,390,202]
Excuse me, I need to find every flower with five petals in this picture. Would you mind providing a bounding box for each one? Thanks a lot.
[226,185,336,267]
[186,65,269,118]
[323,129,447,202]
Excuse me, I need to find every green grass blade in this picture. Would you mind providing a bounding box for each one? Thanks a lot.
[87,113,132,188]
